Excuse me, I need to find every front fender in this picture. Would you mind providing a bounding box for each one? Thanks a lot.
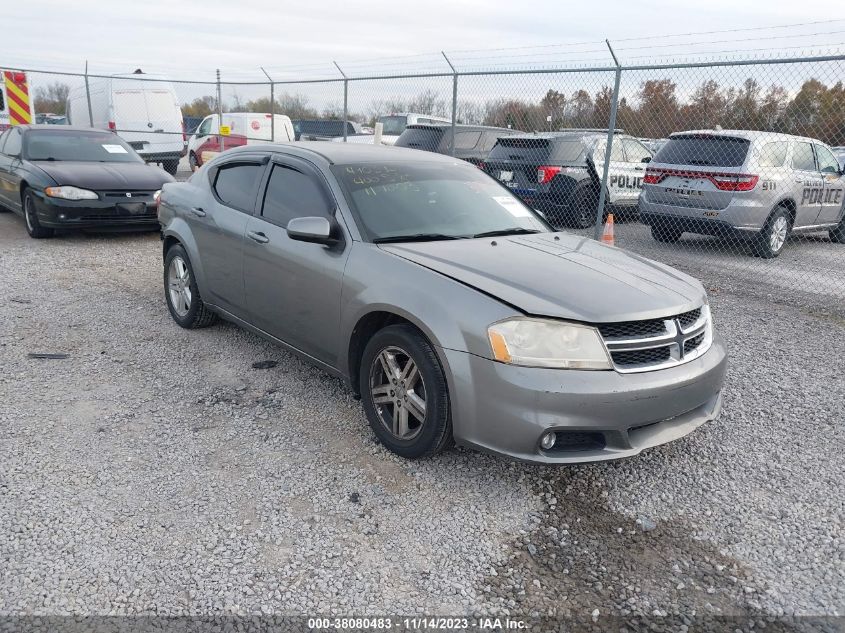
[338,244,519,377]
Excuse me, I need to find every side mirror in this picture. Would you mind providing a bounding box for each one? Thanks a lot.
[286,216,340,246]
[642,156,652,163]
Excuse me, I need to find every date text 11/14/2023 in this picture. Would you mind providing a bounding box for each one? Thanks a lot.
[307,617,527,630]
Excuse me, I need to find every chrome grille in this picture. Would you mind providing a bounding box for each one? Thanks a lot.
[599,305,712,373]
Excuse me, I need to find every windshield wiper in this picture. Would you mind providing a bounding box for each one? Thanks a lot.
[373,233,465,244]
[471,228,542,239]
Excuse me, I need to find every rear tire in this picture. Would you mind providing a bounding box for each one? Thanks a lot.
[753,205,791,258]
[162,159,179,176]
[164,244,218,328]
[188,152,199,172]
[359,324,452,459]
[23,190,54,239]
[830,217,845,243]
[651,224,683,243]
[570,186,601,229]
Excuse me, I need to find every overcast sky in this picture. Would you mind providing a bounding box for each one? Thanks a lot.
[5,0,844,81]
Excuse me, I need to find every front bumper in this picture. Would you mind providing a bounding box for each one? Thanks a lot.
[442,334,727,464]
[32,192,159,229]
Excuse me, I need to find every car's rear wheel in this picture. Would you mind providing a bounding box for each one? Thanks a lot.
[651,224,683,243]
[189,152,199,172]
[162,159,179,176]
[753,206,791,258]
[360,324,451,459]
[830,216,845,243]
[23,190,54,239]
[570,186,601,229]
[164,244,217,328]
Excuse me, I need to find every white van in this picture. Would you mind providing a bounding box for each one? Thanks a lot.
[187,112,295,170]
[67,73,185,174]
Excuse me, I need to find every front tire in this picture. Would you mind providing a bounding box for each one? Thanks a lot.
[163,244,217,328]
[359,324,452,459]
[23,190,54,239]
[753,206,791,258]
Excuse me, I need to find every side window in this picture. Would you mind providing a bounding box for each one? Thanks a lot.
[815,145,840,174]
[483,133,501,152]
[452,131,482,150]
[197,117,212,137]
[261,164,332,228]
[212,163,263,212]
[758,142,788,168]
[792,142,817,171]
[4,129,22,156]
[0,88,5,111]
[622,139,652,163]
[593,140,623,163]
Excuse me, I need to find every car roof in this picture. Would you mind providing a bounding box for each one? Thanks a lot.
[222,141,464,165]
[669,129,823,145]
[404,123,518,133]
[501,130,625,142]
[15,124,118,134]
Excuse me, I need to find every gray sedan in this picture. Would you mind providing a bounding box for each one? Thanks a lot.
[158,143,727,464]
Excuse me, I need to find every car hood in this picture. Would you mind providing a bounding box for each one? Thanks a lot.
[32,161,174,190]
[379,233,706,323]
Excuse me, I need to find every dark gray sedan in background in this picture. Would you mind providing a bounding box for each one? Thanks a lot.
[158,143,727,464]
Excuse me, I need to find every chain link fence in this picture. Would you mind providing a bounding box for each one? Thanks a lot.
[8,51,845,309]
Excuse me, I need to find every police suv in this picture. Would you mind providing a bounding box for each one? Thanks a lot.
[639,130,845,258]
[483,130,653,228]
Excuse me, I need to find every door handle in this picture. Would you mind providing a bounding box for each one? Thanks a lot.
[634,167,644,171]
[247,230,269,244]
[189,207,206,217]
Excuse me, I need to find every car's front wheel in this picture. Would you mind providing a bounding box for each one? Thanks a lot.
[360,324,452,459]
[164,244,217,328]
[162,159,179,176]
[753,206,791,258]
[23,190,54,239]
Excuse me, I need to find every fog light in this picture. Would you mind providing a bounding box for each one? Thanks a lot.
[58,213,66,220]
[540,432,556,450]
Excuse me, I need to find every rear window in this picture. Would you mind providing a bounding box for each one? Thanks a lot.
[489,137,585,164]
[395,127,446,152]
[379,115,407,136]
[655,135,750,167]
[213,163,263,212]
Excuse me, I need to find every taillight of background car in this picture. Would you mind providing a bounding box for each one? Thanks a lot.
[644,167,758,191]
[537,166,562,184]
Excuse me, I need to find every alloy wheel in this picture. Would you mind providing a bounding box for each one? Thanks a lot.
[24,196,35,232]
[369,346,427,440]
[770,215,788,253]
[167,256,192,317]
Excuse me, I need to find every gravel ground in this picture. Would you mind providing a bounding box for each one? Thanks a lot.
[0,210,842,624]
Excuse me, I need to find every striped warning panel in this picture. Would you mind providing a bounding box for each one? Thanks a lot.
[3,72,32,125]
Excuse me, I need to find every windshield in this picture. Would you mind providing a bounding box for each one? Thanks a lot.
[655,135,750,167]
[378,116,407,136]
[24,130,143,162]
[332,162,550,242]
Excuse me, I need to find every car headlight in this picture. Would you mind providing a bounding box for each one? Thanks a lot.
[44,186,99,201]
[487,317,612,370]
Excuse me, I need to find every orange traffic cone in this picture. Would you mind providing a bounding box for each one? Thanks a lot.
[600,213,615,246]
